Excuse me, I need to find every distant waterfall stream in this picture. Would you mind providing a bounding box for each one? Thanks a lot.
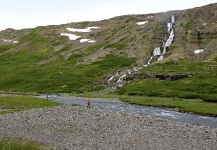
[145,15,175,64]
[107,16,176,87]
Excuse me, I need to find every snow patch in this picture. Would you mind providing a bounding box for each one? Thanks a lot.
[80,39,96,43]
[60,33,80,40]
[61,27,100,43]
[2,39,19,44]
[147,16,154,18]
[67,26,100,32]
[137,21,149,25]
[194,49,204,54]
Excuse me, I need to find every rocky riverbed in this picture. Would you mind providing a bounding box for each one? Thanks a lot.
[1,105,217,149]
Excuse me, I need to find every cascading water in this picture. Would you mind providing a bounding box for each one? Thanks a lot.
[148,15,175,62]
[107,16,175,87]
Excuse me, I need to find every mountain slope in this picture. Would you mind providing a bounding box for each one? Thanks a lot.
[0,3,216,98]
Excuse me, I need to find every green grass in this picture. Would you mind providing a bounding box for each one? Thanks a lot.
[0,53,136,93]
[0,96,62,114]
[0,44,15,53]
[116,61,217,102]
[120,96,217,116]
[0,138,41,150]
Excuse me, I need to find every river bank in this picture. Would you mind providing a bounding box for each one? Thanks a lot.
[1,105,217,149]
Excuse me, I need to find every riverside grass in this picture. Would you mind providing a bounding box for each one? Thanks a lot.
[116,61,217,102]
[0,96,62,114]
[120,96,217,116]
[0,138,40,150]
[74,91,217,116]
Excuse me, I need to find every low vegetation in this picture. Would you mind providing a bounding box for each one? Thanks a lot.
[0,138,41,150]
[120,96,217,116]
[0,3,217,116]
[116,61,217,102]
[0,96,62,114]
[0,50,136,93]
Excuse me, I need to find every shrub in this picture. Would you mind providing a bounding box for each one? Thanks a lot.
[200,94,217,103]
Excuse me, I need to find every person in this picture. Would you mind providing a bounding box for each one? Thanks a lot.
[87,100,91,108]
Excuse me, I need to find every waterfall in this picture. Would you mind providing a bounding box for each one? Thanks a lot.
[146,16,175,64]
[107,16,176,87]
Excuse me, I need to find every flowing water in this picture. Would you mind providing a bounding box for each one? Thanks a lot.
[44,95,217,128]
[37,16,217,128]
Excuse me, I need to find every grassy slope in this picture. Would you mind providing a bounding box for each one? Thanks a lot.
[0,21,140,93]
[116,61,217,101]
[0,26,137,93]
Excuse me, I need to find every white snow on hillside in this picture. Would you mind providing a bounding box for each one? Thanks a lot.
[80,39,96,43]
[67,27,100,32]
[61,26,100,43]
[60,33,81,40]
[136,21,149,25]
[194,49,204,54]
[2,39,19,44]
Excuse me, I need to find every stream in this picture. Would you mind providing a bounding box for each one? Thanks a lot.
[44,95,217,128]
[36,17,217,128]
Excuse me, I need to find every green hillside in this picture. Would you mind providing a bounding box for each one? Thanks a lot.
[0,3,217,104]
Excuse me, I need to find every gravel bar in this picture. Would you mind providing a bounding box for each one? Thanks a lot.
[1,105,217,149]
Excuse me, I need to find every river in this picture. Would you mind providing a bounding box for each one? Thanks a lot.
[44,95,217,128]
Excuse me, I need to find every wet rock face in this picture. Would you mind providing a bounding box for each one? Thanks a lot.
[125,73,190,81]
